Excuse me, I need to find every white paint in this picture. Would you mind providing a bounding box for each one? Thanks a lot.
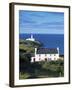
[31,54,59,62]
[31,48,59,62]
[26,34,35,41]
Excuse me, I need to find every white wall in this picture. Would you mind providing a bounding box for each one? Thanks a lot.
[0,0,72,90]
[33,54,59,61]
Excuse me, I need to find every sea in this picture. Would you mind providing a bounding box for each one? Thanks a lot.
[19,34,64,55]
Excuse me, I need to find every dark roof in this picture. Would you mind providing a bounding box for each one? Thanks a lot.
[37,48,58,54]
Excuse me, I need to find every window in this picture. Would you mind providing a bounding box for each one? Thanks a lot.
[48,58,51,61]
[39,54,41,57]
[39,58,41,60]
[54,58,56,60]
[45,54,47,56]
[45,58,47,61]
[33,58,35,62]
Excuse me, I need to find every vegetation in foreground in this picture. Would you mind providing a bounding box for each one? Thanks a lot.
[19,60,64,79]
[19,39,64,79]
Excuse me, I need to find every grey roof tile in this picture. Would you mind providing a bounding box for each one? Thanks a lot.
[37,48,58,54]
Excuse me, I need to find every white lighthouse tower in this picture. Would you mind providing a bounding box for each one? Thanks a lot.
[26,34,35,41]
[31,34,33,39]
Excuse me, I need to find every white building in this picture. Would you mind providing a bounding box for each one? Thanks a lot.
[26,34,35,41]
[31,47,59,62]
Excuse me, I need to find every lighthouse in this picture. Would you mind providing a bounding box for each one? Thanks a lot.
[26,34,35,41]
[31,34,33,39]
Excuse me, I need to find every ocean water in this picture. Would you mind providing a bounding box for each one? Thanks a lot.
[19,34,64,55]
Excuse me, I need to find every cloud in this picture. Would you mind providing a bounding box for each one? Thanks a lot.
[19,10,64,34]
[41,21,64,25]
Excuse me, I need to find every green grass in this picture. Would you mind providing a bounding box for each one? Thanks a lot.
[20,44,35,53]
[19,60,64,79]
[19,72,31,79]
[19,39,64,79]
[19,39,42,53]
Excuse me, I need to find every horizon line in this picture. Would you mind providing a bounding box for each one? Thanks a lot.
[19,33,64,35]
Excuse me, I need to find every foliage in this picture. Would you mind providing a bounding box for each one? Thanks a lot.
[19,39,64,79]
[19,39,42,50]
[19,72,31,79]
[19,60,64,79]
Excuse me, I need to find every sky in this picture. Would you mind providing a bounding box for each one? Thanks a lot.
[19,10,64,34]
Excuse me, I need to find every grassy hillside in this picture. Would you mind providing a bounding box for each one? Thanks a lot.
[19,39,42,53]
[19,39,64,79]
[19,60,64,79]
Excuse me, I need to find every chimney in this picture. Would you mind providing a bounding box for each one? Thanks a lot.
[35,48,37,55]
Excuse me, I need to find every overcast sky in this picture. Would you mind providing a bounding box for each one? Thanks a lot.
[19,10,64,34]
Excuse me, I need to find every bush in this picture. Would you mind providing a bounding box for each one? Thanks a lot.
[19,60,64,79]
[19,72,31,79]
